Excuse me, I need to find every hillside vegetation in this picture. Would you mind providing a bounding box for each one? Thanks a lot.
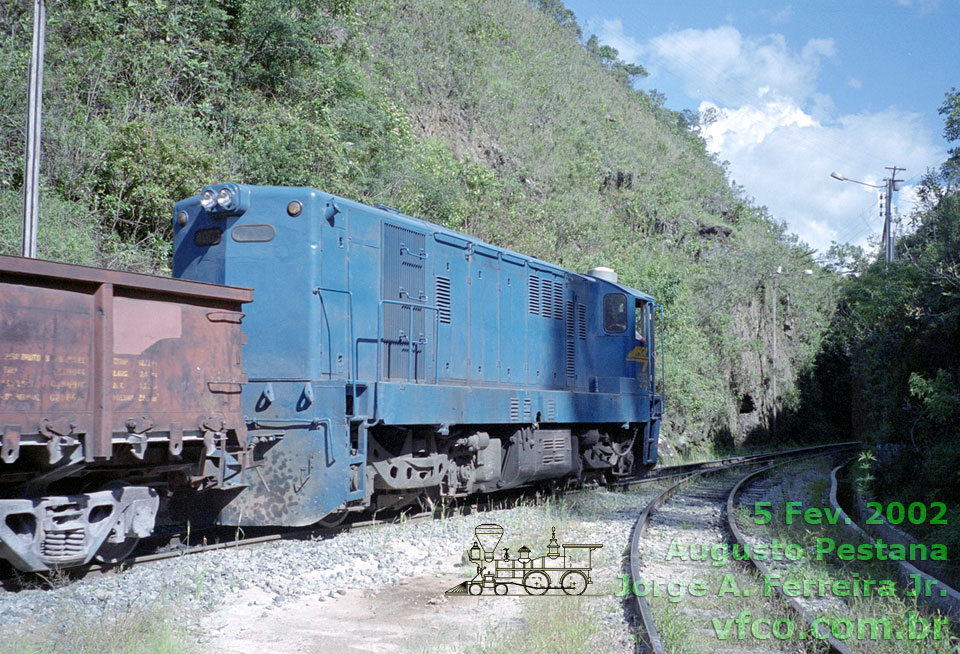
[0,0,837,451]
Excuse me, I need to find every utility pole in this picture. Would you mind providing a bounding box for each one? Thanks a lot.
[22,0,46,258]
[882,166,905,264]
[830,167,904,265]
[771,268,778,440]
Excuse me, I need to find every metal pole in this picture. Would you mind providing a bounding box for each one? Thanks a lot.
[883,179,893,263]
[21,0,45,258]
[771,273,777,439]
[883,166,904,264]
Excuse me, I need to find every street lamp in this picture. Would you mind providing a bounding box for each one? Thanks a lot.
[829,172,882,187]
[830,167,904,263]
[771,267,813,440]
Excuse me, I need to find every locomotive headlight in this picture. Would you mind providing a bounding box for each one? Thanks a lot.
[197,183,248,216]
[200,189,217,211]
[216,187,235,210]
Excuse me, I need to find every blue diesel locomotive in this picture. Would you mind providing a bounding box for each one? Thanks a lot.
[172,184,662,527]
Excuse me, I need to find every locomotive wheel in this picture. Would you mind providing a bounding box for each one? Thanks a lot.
[468,582,483,596]
[318,511,349,528]
[560,570,587,596]
[523,571,550,595]
[494,583,508,596]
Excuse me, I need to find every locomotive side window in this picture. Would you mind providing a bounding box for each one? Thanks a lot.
[603,293,627,333]
[635,300,648,345]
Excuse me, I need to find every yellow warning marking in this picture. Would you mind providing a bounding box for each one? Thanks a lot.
[626,346,648,362]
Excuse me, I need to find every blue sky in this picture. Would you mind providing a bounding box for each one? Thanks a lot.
[563,1,960,254]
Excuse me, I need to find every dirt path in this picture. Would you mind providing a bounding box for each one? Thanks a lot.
[198,569,524,653]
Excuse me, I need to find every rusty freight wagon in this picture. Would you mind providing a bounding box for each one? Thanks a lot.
[0,255,253,572]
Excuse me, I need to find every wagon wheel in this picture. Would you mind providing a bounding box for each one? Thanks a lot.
[95,535,140,564]
[94,482,140,564]
[494,583,508,596]
[523,570,550,595]
[468,582,483,596]
[560,570,587,596]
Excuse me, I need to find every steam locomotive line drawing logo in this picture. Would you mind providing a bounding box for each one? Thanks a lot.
[446,523,602,596]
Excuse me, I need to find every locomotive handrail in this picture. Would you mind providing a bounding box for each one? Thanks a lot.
[657,303,665,412]
[376,299,440,386]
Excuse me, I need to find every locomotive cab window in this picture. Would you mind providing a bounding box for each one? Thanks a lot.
[635,300,649,345]
[603,293,627,333]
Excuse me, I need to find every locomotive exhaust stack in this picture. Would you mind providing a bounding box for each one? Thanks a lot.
[473,523,504,562]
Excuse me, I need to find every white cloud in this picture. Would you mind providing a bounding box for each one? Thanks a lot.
[699,99,817,152]
[767,5,794,25]
[594,18,643,63]
[638,26,835,106]
[588,22,945,254]
[699,102,942,251]
[897,0,941,14]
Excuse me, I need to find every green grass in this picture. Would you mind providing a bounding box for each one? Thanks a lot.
[475,598,600,654]
[6,601,195,654]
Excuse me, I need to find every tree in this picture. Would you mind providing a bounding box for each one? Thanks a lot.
[584,34,647,88]
[529,0,581,39]
[938,88,960,182]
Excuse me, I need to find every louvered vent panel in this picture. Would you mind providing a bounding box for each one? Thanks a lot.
[528,275,540,315]
[577,304,587,339]
[552,280,563,320]
[436,276,451,324]
[565,301,574,338]
[540,278,552,318]
[547,399,556,421]
[540,437,567,465]
[523,398,532,421]
[566,341,575,377]
[510,398,520,422]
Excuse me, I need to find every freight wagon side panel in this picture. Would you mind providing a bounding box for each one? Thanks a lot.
[0,255,251,465]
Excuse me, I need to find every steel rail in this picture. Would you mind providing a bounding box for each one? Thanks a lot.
[828,459,960,618]
[628,441,858,653]
[108,443,856,575]
[94,511,437,571]
[3,443,856,591]
[615,441,860,488]
[727,462,853,654]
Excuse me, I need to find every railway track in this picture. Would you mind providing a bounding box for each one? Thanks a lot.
[100,443,861,573]
[628,441,859,654]
[1,442,857,590]
[615,442,861,488]
[827,459,960,620]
